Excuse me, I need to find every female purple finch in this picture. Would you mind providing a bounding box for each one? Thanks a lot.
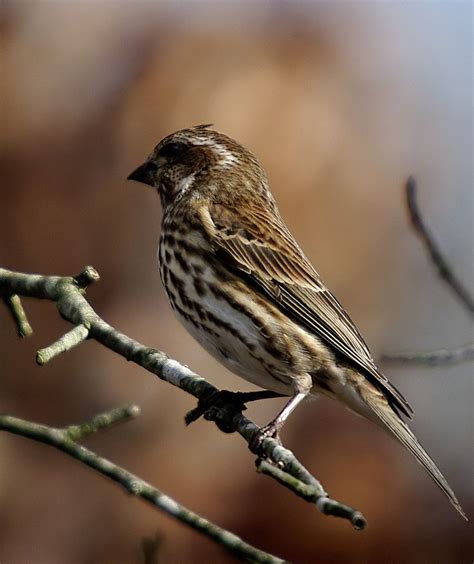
[128,125,465,519]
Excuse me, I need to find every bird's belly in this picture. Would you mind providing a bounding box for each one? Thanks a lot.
[159,258,299,393]
[181,313,292,394]
[180,288,295,393]
[159,238,336,395]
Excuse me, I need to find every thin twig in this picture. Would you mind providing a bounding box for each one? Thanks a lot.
[37,323,90,365]
[73,265,100,288]
[0,266,366,531]
[382,343,474,366]
[142,533,162,564]
[2,294,33,337]
[383,178,473,366]
[256,460,366,529]
[0,408,284,564]
[406,176,474,315]
[65,404,141,441]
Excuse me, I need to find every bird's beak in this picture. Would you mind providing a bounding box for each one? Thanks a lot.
[127,161,158,187]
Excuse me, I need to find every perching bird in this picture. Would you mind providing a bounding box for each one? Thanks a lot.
[128,124,465,519]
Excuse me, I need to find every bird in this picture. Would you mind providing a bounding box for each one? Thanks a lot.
[128,124,466,519]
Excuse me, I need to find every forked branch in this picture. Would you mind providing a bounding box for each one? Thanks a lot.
[0,265,365,561]
[382,177,473,366]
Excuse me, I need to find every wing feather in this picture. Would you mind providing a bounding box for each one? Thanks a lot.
[204,202,412,418]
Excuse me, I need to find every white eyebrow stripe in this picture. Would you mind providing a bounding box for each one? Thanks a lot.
[208,142,238,168]
[181,135,238,168]
[183,136,212,146]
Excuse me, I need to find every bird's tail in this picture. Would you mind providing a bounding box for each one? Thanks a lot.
[357,379,467,520]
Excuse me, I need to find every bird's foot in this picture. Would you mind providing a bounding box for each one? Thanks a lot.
[249,421,282,455]
[185,389,284,428]
[185,389,248,431]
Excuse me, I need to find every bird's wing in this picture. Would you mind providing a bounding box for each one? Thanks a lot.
[202,202,412,418]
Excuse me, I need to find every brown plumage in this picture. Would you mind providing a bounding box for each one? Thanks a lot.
[128,124,466,519]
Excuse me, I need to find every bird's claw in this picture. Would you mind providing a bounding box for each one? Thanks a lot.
[249,422,282,455]
[185,389,247,429]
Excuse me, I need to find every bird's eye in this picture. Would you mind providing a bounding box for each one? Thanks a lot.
[160,142,186,159]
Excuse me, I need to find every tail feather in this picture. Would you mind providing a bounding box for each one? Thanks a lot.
[359,383,467,520]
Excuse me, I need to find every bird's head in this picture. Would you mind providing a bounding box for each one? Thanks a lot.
[127,125,268,209]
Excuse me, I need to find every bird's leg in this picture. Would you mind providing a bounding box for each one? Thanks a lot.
[249,374,312,454]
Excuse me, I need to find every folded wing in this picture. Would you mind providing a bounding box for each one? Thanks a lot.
[204,202,412,419]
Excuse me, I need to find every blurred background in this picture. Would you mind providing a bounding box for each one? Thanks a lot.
[1,1,472,562]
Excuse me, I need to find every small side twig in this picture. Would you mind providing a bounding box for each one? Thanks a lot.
[65,404,141,441]
[2,294,33,337]
[36,323,90,365]
[73,265,100,288]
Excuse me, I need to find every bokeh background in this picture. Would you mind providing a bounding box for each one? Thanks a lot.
[1,1,472,562]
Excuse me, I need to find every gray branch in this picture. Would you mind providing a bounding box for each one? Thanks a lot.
[0,265,366,542]
[257,460,365,528]
[383,178,473,367]
[405,176,474,315]
[37,323,90,365]
[0,406,284,564]
[382,343,474,366]
[2,294,33,337]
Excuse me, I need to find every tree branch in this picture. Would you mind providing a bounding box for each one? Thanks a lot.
[383,178,473,366]
[382,343,474,366]
[0,265,366,556]
[256,460,365,529]
[405,176,474,315]
[0,406,284,564]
